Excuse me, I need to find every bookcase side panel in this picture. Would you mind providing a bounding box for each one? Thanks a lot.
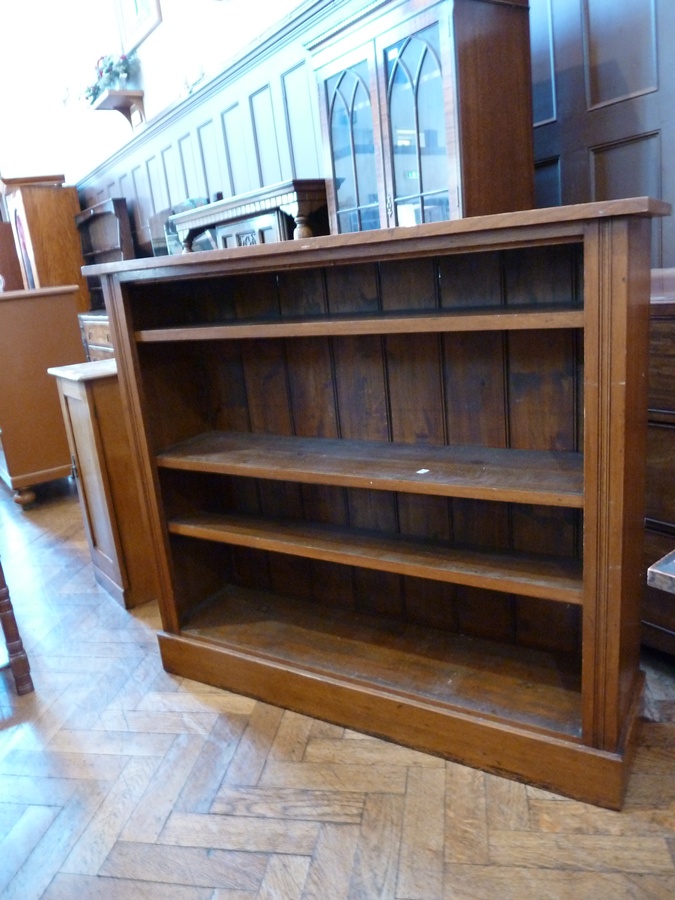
[581,216,652,751]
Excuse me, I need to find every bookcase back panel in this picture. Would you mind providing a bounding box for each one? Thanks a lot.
[165,531,582,736]
[138,332,582,451]
[127,244,584,328]
[158,465,582,653]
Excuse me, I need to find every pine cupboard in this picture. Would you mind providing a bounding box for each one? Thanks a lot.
[0,286,86,506]
[90,198,668,808]
[48,359,161,609]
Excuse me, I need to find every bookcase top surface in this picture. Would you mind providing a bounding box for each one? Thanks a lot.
[84,197,670,281]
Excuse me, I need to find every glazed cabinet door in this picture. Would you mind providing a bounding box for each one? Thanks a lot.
[313,0,533,234]
[315,0,458,233]
[376,5,457,228]
[318,41,385,232]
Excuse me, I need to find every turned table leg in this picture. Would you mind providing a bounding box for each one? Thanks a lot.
[0,559,34,694]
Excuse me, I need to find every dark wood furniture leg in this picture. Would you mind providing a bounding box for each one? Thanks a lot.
[0,558,34,694]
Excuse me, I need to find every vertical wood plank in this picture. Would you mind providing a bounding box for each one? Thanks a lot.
[582,216,652,750]
[439,250,510,640]
[506,244,582,654]
[232,269,309,598]
[333,333,401,618]
[380,257,450,622]
[278,266,353,607]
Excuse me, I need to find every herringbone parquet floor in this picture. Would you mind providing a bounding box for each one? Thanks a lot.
[1,477,675,899]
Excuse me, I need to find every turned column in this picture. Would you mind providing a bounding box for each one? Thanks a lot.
[0,558,34,694]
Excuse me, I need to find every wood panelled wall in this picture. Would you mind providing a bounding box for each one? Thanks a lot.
[79,0,675,263]
[530,0,675,266]
[76,0,351,253]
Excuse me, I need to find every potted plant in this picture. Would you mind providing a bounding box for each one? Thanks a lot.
[84,53,137,104]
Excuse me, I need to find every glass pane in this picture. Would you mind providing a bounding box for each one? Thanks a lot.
[388,49,419,204]
[329,75,357,213]
[422,193,450,223]
[361,205,381,230]
[417,45,447,194]
[327,61,379,233]
[386,24,449,226]
[353,77,379,210]
[338,210,359,233]
[396,198,421,227]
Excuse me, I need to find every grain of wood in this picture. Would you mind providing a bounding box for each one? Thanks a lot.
[528,797,675,836]
[257,854,311,899]
[136,690,257,715]
[398,766,446,899]
[210,786,364,822]
[43,873,215,898]
[223,703,285,786]
[1,480,674,898]
[120,733,206,842]
[0,806,60,894]
[443,867,675,900]
[487,831,675,873]
[301,823,360,899]
[174,715,248,814]
[445,764,489,865]
[304,736,445,767]
[267,709,315,761]
[99,841,267,889]
[159,811,320,854]
[93,709,218,734]
[61,755,160,874]
[485,772,531,831]
[0,781,110,900]
[259,760,408,793]
[47,728,174,757]
[0,749,130,781]
[348,792,404,899]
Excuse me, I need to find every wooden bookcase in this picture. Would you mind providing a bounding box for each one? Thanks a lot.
[92,198,668,808]
[0,176,90,313]
[75,197,135,312]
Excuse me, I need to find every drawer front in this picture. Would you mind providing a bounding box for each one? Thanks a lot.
[87,344,115,361]
[79,313,114,361]
[82,318,113,350]
[649,316,675,413]
[646,422,675,527]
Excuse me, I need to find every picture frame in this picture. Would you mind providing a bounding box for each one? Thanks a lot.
[115,0,162,53]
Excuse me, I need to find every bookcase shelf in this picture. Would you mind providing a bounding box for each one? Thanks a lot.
[135,305,585,343]
[90,197,669,808]
[181,584,584,738]
[156,431,584,507]
[167,512,584,603]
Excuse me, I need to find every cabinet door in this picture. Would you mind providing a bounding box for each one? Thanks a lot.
[320,43,385,233]
[59,381,127,594]
[376,5,458,228]
[317,2,458,233]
